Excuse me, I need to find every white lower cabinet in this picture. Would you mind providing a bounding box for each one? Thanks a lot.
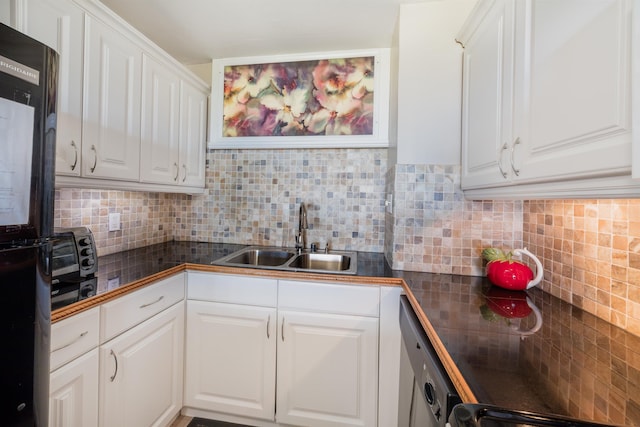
[50,270,402,427]
[50,349,99,427]
[276,310,378,427]
[184,272,382,427]
[49,272,185,427]
[98,273,185,427]
[184,300,277,420]
[99,301,184,427]
[184,273,278,421]
[276,280,380,427]
[49,307,100,427]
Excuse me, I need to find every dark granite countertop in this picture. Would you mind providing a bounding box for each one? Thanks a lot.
[59,241,640,426]
[399,271,640,426]
[92,241,393,294]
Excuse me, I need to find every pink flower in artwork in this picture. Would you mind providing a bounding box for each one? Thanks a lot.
[311,58,374,135]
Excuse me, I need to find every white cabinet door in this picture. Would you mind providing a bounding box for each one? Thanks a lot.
[49,306,100,427]
[276,310,379,427]
[18,0,84,177]
[140,54,181,185]
[184,300,277,420]
[515,0,632,183]
[83,13,141,181]
[460,0,516,189]
[179,81,207,188]
[459,0,635,198]
[99,302,184,427]
[0,3,11,26]
[49,348,99,427]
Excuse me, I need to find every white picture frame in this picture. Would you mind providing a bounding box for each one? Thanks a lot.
[208,48,390,149]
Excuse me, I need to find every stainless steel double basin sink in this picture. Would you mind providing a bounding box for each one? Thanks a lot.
[212,246,357,275]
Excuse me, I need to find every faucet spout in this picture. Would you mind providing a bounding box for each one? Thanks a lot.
[299,203,308,231]
[295,202,308,252]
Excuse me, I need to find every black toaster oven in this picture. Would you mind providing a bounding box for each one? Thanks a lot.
[51,227,97,309]
[52,226,97,279]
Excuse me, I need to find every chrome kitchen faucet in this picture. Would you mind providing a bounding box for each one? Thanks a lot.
[295,202,308,253]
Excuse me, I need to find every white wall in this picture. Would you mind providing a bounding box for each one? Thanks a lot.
[396,0,477,165]
[187,62,213,85]
[387,11,400,167]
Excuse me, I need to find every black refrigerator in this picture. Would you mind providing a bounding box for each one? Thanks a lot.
[0,23,58,426]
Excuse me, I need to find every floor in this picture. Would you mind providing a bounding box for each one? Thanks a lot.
[170,415,248,427]
[170,415,193,427]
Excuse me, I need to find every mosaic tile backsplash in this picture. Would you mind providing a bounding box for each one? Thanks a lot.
[53,149,640,336]
[524,200,640,336]
[54,149,390,255]
[385,164,524,276]
[54,189,177,255]
[173,149,388,251]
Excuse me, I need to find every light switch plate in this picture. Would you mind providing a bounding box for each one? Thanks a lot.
[385,193,393,214]
[108,212,121,231]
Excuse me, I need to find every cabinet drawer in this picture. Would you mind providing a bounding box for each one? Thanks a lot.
[278,280,380,317]
[100,273,185,343]
[187,272,277,307]
[50,306,100,371]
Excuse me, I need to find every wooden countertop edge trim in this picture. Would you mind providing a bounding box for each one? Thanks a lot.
[186,263,403,286]
[51,262,477,404]
[51,264,187,322]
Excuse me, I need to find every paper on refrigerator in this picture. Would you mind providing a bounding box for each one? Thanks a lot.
[0,96,34,226]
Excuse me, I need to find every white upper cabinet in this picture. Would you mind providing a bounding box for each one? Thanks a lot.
[83,13,142,181]
[459,0,637,199]
[0,4,11,26]
[140,54,208,188]
[179,81,208,187]
[518,0,632,182]
[6,0,85,177]
[459,0,516,189]
[7,0,210,193]
[140,54,181,185]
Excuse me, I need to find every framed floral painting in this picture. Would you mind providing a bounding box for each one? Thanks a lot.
[209,49,390,149]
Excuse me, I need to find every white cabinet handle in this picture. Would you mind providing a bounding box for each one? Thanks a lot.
[182,164,187,182]
[498,143,508,178]
[139,295,164,309]
[70,140,78,171]
[266,315,271,339]
[510,137,521,176]
[109,349,118,382]
[90,145,98,173]
[281,317,285,342]
[51,331,88,353]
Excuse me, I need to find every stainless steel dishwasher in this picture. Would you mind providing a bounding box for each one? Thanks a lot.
[398,294,461,427]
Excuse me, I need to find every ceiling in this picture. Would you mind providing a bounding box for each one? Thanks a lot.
[98,0,431,65]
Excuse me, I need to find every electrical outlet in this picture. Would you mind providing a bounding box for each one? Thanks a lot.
[108,212,121,231]
[107,277,120,290]
[385,193,393,214]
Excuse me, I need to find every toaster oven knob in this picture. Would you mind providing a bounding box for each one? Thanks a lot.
[82,258,95,267]
[81,248,93,256]
[78,237,91,246]
[80,287,95,298]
